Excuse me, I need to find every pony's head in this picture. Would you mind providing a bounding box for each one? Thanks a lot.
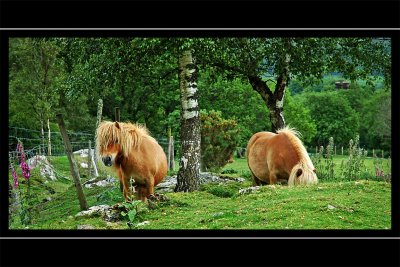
[95,121,149,167]
[277,126,318,186]
[95,121,123,167]
[288,162,318,186]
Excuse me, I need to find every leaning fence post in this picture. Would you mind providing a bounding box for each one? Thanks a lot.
[56,114,88,210]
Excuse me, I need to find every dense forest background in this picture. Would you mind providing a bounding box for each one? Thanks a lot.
[8,37,391,155]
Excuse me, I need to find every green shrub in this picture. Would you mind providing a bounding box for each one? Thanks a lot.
[200,110,240,172]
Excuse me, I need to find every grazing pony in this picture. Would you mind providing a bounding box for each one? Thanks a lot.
[96,121,167,202]
[247,126,318,186]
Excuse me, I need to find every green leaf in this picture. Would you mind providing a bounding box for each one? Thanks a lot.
[128,210,137,222]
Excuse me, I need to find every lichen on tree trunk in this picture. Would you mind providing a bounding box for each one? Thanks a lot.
[175,50,201,192]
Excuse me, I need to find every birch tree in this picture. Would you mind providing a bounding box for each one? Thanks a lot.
[175,50,201,192]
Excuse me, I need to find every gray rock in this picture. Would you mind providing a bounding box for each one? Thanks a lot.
[75,205,120,222]
[80,162,88,168]
[73,149,89,157]
[238,186,261,195]
[84,176,117,188]
[156,172,246,193]
[77,224,95,230]
[27,155,57,181]
[136,221,150,227]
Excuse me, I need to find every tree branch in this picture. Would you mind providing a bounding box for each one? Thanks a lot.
[248,75,274,106]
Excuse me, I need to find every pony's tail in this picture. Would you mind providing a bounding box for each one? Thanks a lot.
[288,162,318,186]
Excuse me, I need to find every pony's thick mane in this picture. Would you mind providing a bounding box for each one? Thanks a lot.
[95,121,156,158]
[277,126,317,185]
[276,126,314,168]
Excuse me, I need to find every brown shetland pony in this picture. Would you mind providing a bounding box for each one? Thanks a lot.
[247,126,318,186]
[96,121,167,202]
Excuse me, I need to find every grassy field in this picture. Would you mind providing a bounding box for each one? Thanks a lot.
[8,155,391,230]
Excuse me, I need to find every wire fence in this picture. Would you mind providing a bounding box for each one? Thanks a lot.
[8,126,179,228]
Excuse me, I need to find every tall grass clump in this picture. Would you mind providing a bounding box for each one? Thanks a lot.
[340,135,368,181]
[311,137,335,181]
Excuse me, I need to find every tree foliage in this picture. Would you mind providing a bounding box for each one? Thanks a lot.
[302,91,360,147]
[9,38,64,130]
[8,37,391,155]
[200,110,240,172]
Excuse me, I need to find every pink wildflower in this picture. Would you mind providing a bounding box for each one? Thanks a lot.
[10,164,19,189]
[17,141,30,180]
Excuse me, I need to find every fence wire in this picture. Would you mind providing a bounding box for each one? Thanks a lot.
[8,126,177,228]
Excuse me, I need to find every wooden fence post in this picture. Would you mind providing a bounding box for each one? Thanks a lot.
[170,136,175,171]
[94,99,103,163]
[56,114,88,210]
[115,107,120,122]
[47,118,52,156]
[167,127,175,171]
[115,107,123,191]
[168,127,171,171]
[88,140,92,179]
[91,149,99,177]
[341,146,343,156]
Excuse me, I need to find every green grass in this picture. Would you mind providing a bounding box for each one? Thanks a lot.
[222,156,391,181]
[8,155,391,230]
[140,180,391,229]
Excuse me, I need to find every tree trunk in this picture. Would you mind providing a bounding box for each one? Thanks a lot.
[269,74,287,132]
[248,75,286,132]
[247,43,291,132]
[175,50,201,192]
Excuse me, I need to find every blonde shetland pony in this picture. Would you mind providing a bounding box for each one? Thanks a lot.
[96,121,167,202]
[247,126,318,186]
